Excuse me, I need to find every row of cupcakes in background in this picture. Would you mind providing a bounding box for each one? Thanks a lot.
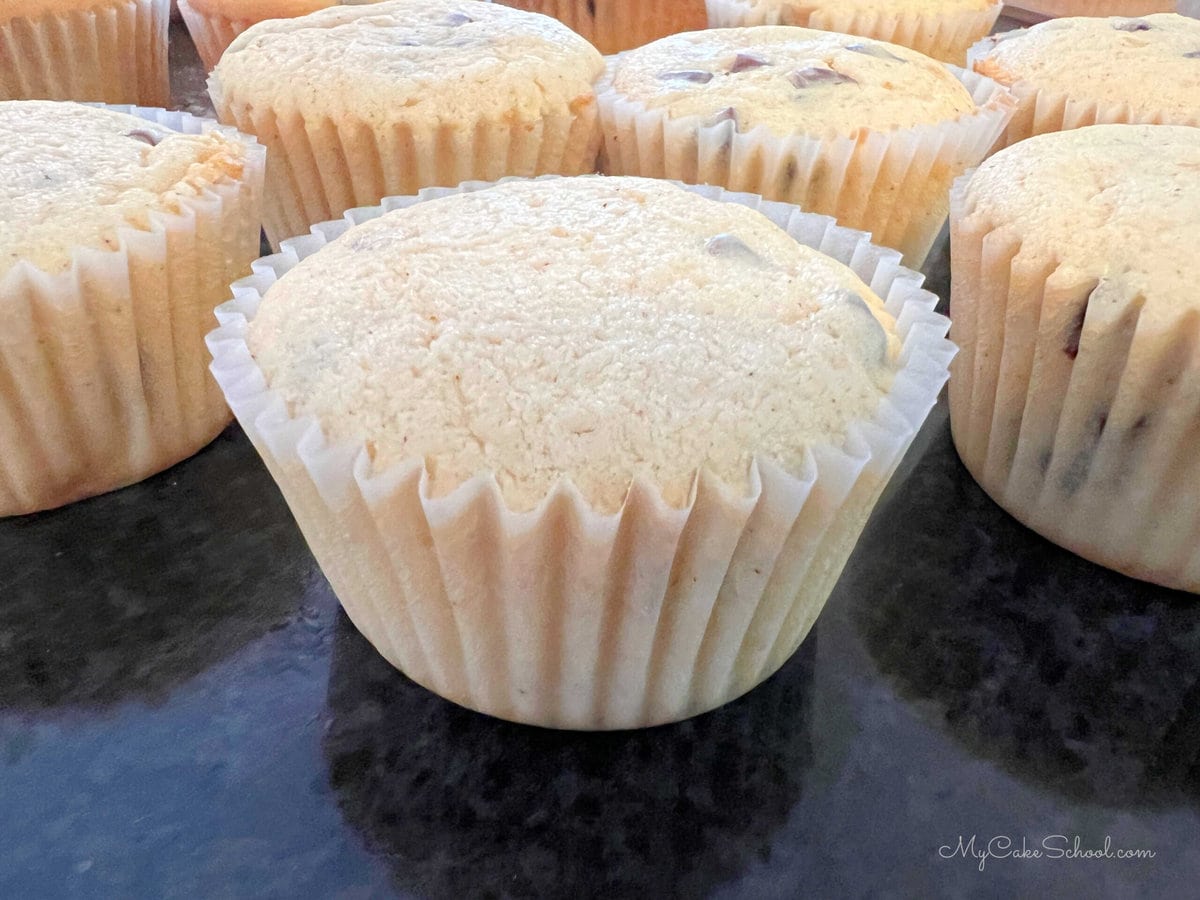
[4,0,1198,109]
[1,0,1198,730]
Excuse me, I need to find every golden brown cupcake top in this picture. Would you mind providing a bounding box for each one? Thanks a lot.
[248,177,899,513]
[972,14,1200,122]
[606,27,975,136]
[961,124,1200,329]
[0,101,248,278]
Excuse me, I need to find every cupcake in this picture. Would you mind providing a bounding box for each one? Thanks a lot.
[1004,0,1175,20]
[705,0,1003,65]
[209,0,605,249]
[491,0,708,54]
[970,14,1200,149]
[178,0,377,71]
[0,101,265,516]
[596,27,1016,268]
[949,124,1200,593]
[0,0,170,105]
[207,175,955,729]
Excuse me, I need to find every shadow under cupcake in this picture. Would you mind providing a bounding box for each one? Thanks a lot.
[0,427,314,712]
[322,609,816,899]
[849,412,1200,807]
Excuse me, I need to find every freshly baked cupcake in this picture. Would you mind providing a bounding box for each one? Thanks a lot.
[210,0,605,248]
[705,0,1003,64]
[970,14,1200,149]
[949,124,1200,593]
[207,175,955,729]
[0,0,170,104]
[0,101,265,516]
[491,0,708,54]
[597,27,1015,267]
[179,0,381,71]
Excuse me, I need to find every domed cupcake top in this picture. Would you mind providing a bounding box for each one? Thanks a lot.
[0,101,248,278]
[211,0,604,122]
[247,177,900,513]
[961,124,1200,328]
[607,27,975,135]
[972,14,1200,122]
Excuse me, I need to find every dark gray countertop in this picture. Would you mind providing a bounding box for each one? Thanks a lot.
[2,20,1198,900]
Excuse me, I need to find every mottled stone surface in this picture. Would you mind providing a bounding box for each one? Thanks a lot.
[0,18,1196,900]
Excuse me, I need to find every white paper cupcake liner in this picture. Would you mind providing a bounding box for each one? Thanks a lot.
[207,177,956,729]
[597,62,1015,269]
[704,0,1003,64]
[1181,0,1200,18]
[948,174,1200,593]
[0,105,266,517]
[177,0,251,71]
[209,74,604,250]
[0,0,170,105]
[493,0,709,54]
[969,33,1200,150]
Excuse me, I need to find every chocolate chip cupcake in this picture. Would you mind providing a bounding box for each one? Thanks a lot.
[597,27,1015,267]
[970,14,1200,149]
[0,0,170,104]
[0,101,265,516]
[705,0,1003,64]
[492,0,708,54]
[949,124,1200,592]
[210,0,604,248]
[207,175,955,729]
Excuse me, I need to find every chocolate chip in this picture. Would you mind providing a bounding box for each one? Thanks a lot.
[1113,18,1151,31]
[125,129,160,146]
[730,53,768,73]
[587,0,596,16]
[790,67,857,89]
[1185,50,1200,58]
[845,43,904,62]
[442,12,473,26]
[1063,293,1091,360]
[706,106,739,127]
[659,70,714,83]
[704,233,761,262]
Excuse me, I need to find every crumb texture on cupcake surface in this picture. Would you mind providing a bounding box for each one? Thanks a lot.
[962,124,1200,330]
[248,177,900,514]
[609,27,975,135]
[212,0,605,122]
[0,101,247,278]
[972,14,1200,121]
[728,0,997,14]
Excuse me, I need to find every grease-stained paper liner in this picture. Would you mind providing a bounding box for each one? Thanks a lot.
[705,0,1002,65]
[968,34,1200,151]
[596,63,1015,269]
[208,178,955,729]
[948,175,1200,593]
[178,0,249,71]
[0,106,265,517]
[0,0,170,105]
[494,0,708,55]
[209,72,604,250]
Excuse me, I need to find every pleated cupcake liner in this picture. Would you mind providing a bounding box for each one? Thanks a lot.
[0,105,266,517]
[596,61,1015,268]
[969,33,1200,150]
[177,0,251,71]
[210,73,604,250]
[948,174,1200,593]
[704,0,1002,64]
[492,0,709,54]
[206,177,956,729]
[0,0,170,105]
